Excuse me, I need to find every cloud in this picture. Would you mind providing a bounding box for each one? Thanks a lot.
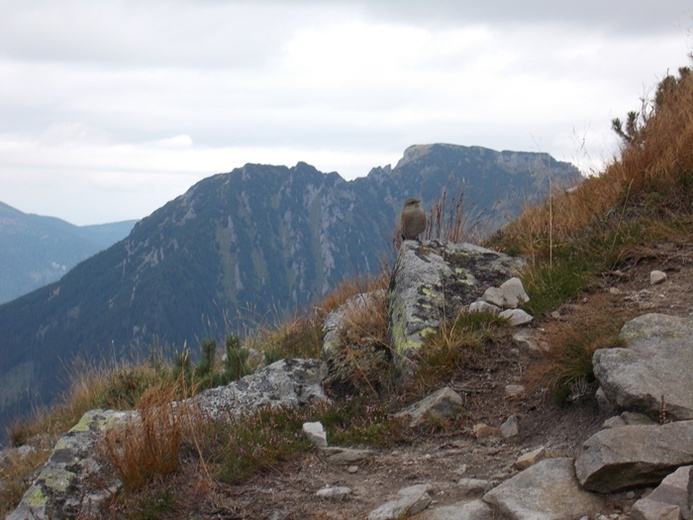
[0,0,690,224]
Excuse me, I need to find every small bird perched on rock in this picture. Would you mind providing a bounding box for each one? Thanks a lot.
[400,198,426,241]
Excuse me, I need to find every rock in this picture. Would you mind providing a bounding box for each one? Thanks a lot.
[483,458,604,520]
[479,277,529,309]
[316,485,352,499]
[631,465,692,520]
[469,300,501,315]
[388,240,525,359]
[500,415,520,438]
[7,409,131,520]
[621,411,657,426]
[505,385,526,398]
[603,412,657,430]
[574,421,693,493]
[593,314,693,421]
[394,387,463,427]
[513,329,548,352]
[650,270,667,285]
[595,387,617,414]
[456,477,491,499]
[498,277,530,308]
[602,416,627,429]
[515,447,546,470]
[193,358,329,420]
[499,308,534,326]
[302,421,328,448]
[480,286,506,307]
[367,484,432,520]
[320,447,375,464]
[416,499,494,520]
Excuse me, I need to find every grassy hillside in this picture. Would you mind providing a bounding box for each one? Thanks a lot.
[1,64,691,517]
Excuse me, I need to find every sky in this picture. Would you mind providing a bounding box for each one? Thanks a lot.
[1,0,691,225]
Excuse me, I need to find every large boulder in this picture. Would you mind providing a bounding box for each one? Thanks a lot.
[575,421,693,493]
[593,313,693,421]
[388,240,525,359]
[482,458,604,520]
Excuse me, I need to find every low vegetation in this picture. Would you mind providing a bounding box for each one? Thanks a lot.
[2,62,692,517]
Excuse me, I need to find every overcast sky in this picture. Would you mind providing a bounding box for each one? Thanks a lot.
[1,0,691,225]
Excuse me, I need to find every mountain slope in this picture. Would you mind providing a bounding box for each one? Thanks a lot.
[0,144,579,428]
[0,201,136,304]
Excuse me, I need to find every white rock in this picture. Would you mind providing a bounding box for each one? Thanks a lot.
[481,287,506,307]
[316,485,352,499]
[469,300,501,315]
[302,421,328,448]
[499,309,533,326]
[650,270,667,285]
[499,277,530,308]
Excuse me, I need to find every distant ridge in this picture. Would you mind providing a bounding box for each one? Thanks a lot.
[0,144,579,432]
[0,201,136,304]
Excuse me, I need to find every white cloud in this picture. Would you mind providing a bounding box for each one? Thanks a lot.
[0,0,690,224]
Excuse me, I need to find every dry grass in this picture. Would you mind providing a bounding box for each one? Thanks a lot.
[524,293,628,404]
[497,67,693,265]
[0,442,52,517]
[101,383,201,490]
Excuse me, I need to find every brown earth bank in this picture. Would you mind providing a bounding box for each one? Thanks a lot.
[95,238,693,519]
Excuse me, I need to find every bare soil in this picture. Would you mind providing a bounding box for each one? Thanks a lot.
[113,238,693,519]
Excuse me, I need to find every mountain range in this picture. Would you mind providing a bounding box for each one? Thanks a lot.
[0,202,136,304]
[0,143,580,432]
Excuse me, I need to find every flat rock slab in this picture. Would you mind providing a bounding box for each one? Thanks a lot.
[575,421,693,493]
[594,313,693,421]
[483,458,604,520]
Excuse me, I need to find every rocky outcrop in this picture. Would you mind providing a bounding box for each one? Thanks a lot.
[594,313,693,421]
[7,409,131,520]
[193,358,329,420]
[574,420,693,492]
[8,359,328,519]
[388,240,525,358]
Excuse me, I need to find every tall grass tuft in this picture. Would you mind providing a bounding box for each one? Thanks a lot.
[101,384,194,489]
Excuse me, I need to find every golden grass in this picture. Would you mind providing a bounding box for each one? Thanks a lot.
[524,293,628,403]
[101,383,201,490]
[497,67,693,263]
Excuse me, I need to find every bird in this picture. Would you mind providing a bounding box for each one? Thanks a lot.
[400,198,426,241]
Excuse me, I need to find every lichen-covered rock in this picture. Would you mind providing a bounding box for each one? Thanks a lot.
[193,358,329,420]
[7,409,131,520]
[388,240,525,359]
